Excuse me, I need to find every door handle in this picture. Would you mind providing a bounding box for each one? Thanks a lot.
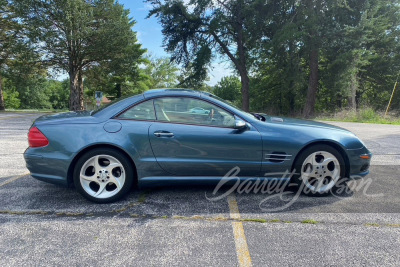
[154,131,174,137]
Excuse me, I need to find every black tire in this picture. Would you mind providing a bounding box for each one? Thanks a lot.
[73,148,134,203]
[291,144,346,196]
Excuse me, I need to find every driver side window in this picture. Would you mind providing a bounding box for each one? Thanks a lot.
[154,97,235,128]
[118,100,156,120]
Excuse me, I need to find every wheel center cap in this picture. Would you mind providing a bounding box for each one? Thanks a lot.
[98,170,109,183]
[316,166,325,178]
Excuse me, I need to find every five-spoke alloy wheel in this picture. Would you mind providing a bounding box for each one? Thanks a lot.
[292,144,345,195]
[73,148,134,203]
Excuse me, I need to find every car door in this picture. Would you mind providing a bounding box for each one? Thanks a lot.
[148,96,262,177]
[115,99,166,177]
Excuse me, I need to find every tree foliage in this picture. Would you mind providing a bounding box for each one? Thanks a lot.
[213,76,241,106]
[84,55,179,101]
[147,0,268,111]
[16,0,145,111]
[2,0,400,117]
[141,55,179,89]
[150,0,400,117]
[0,0,39,110]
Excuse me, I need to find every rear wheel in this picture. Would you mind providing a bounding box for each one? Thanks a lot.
[292,144,346,195]
[73,148,134,203]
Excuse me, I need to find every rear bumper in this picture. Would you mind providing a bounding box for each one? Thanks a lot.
[24,149,71,187]
[30,173,69,186]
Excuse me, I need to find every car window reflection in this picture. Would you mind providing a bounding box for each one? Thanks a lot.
[154,97,235,127]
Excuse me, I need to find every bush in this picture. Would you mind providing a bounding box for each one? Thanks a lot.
[317,107,400,125]
[3,90,21,109]
[358,107,379,121]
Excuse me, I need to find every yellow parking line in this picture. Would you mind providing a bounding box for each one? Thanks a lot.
[0,173,29,187]
[227,195,252,267]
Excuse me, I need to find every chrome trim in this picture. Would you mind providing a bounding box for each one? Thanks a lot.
[265,154,292,157]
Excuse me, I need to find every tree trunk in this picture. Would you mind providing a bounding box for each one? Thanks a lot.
[348,61,358,110]
[69,68,84,111]
[336,93,342,109]
[0,73,5,111]
[239,69,250,112]
[78,70,84,108]
[234,4,250,112]
[303,49,319,118]
[116,83,122,98]
[237,36,250,111]
[211,21,249,111]
[348,73,357,110]
[288,42,296,115]
[289,92,295,116]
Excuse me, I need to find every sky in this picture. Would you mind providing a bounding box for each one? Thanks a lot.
[119,0,233,85]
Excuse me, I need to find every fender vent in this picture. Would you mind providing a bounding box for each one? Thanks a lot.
[265,152,291,163]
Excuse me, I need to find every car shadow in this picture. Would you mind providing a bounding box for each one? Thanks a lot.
[2,164,395,217]
[136,179,354,215]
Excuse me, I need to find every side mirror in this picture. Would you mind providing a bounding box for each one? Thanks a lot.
[234,118,247,129]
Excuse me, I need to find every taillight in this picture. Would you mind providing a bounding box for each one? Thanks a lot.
[28,127,49,148]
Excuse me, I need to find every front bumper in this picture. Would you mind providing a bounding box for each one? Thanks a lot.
[347,146,372,179]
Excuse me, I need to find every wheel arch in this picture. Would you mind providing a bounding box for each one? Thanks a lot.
[67,144,138,187]
[291,141,350,178]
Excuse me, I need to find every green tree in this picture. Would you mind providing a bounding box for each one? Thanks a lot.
[250,0,400,117]
[128,55,180,93]
[306,0,400,113]
[147,0,268,111]
[0,0,30,110]
[46,79,69,109]
[263,0,354,117]
[9,60,49,110]
[18,0,144,111]
[85,55,177,100]
[335,0,400,111]
[252,0,307,115]
[177,62,210,90]
[213,76,241,107]
[1,0,49,110]
[142,55,179,89]
[98,32,146,98]
[2,78,20,109]
[84,37,146,99]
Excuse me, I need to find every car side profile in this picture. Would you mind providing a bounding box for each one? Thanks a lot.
[24,89,372,203]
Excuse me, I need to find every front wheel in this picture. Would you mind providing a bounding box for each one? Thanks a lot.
[73,148,134,203]
[292,145,346,195]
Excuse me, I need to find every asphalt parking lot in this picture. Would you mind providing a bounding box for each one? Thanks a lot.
[1,112,400,266]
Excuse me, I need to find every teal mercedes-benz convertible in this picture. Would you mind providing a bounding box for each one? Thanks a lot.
[24,89,371,203]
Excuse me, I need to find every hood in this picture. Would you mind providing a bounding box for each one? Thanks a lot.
[260,114,352,133]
